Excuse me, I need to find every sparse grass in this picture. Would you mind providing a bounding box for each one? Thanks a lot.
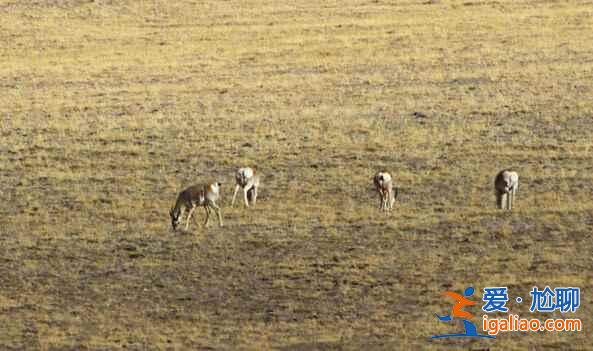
[1,0,592,349]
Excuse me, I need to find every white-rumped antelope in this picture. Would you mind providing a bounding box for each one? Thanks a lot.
[170,182,223,231]
[494,170,519,210]
[373,171,398,211]
[231,167,260,207]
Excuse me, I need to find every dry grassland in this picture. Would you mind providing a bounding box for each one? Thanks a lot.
[1,0,592,349]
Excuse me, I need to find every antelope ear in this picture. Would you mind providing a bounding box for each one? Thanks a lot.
[169,208,174,216]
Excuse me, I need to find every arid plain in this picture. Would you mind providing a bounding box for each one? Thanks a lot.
[1,0,592,349]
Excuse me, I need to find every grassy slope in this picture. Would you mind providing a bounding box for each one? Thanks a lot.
[0,0,592,349]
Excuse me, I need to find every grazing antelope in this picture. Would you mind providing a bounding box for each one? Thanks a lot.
[169,182,223,231]
[373,171,398,211]
[231,167,260,207]
[494,170,519,210]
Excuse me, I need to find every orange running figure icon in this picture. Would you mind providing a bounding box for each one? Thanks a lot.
[443,290,476,319]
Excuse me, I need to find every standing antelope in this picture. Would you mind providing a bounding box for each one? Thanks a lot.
[494,170,519,210]
[373,171,398,211]
[231,167,260,207]
[169,182,223,231]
